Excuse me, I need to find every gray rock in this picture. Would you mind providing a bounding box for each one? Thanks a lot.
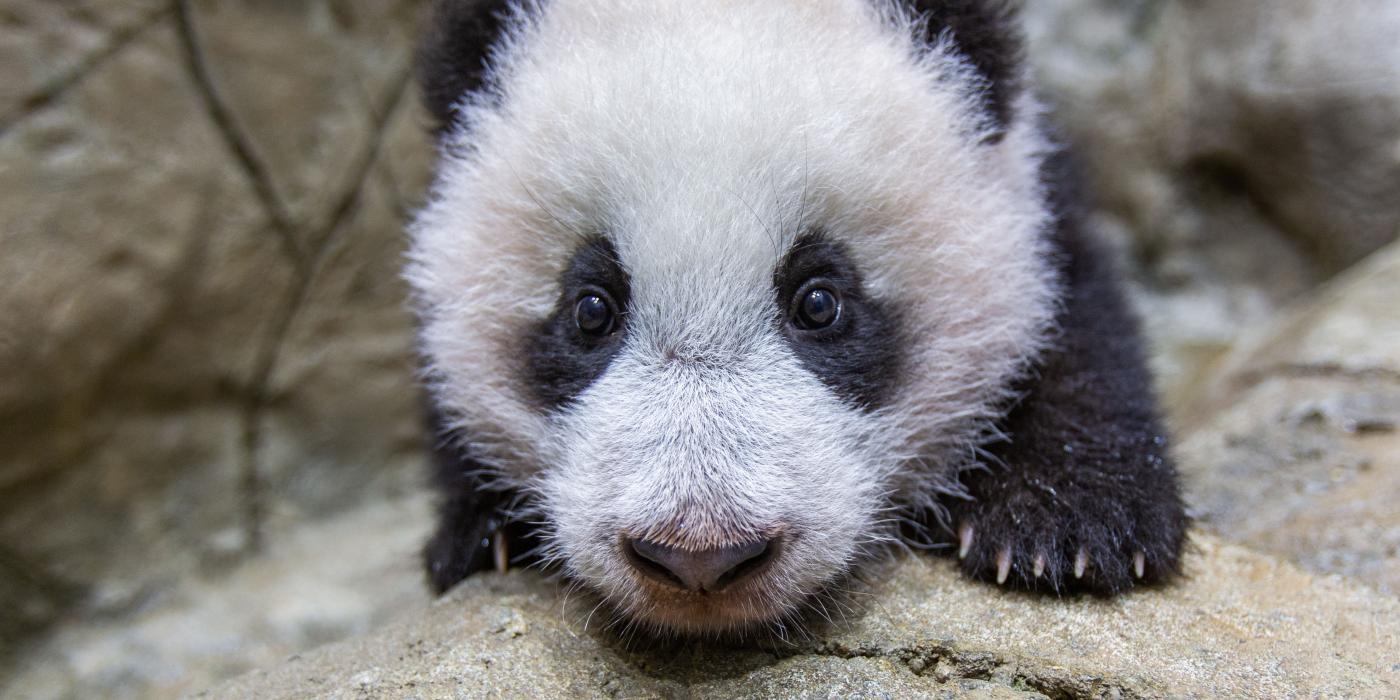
[0,1,169,128]
[1145,1,1400,273]
[208,536,1400,699]
[179,0,427,227]
[1023,0,1400,414]
[0,0,434,669]
[1177,240,1400,594]
[3,493,433,700]
[0,18,286,652]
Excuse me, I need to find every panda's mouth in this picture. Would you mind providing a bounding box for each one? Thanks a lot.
[622,535,783,594]
[599,526,861,636]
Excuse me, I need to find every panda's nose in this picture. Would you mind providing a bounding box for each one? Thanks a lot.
[624,537,778,592]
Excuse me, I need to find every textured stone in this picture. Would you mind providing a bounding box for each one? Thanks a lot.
[1177,241,1400,594]
[377,94,437,217]
[181,0,426,230]
[0,19,286,650]
[1146,1,1400,272]
[4,492,432,700]
[0,0,435,681]
[0,0,168,126]
[208,536,1400,699]
[256,171,426,531]
[1023,0,1400,414]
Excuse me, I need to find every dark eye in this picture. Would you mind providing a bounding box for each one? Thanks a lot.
[792,284,841,330]
[574,292,615,336]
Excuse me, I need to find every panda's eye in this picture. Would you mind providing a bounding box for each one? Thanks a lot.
[792,283,841,330]
[574,291,615,337]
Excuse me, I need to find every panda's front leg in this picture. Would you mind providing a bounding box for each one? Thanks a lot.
[944,222,1188,593]
[422,405,544,594]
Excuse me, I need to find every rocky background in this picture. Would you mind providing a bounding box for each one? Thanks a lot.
[1,1,1397,698]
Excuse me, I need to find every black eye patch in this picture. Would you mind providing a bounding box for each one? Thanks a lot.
[775,233,902,410]
[523,237,630,410]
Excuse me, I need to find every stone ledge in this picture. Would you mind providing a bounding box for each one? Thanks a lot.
[206,534,1400,699]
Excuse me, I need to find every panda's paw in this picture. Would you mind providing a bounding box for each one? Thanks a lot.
[944,478,1187,594]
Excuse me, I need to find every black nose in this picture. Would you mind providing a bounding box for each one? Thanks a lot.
[625,537,778,592]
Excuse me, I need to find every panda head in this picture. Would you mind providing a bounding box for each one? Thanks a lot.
[409,0,1058,635]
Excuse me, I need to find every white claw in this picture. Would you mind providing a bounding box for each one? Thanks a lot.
[1074,548,1089,579]
[1032,553,1046,579]
[958,522,974,560]
[492,529,509,574]
[995,548,1012,585]
[1133,551,1146,579]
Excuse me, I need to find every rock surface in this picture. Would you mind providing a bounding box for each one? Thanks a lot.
[1176,240,1400,594]
[4,493,432,699]
[1024,0,1400,413]
[209,535,1400,699]
[0,1,169,130]
[0,0,434,681]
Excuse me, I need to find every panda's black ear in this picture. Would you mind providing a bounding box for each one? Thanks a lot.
[901,0,1024,140]
[422,401,543,594]
[416,0,518,135]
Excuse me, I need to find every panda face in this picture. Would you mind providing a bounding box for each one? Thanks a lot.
[408,0,1058,633]
[525,231,903,632]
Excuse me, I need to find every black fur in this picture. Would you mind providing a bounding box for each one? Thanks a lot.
[774,234,903,410]
[422,404,542,594]
[417,0,1022,140]
[904,0,1023,142]
[418,2,1184,601]
[524,237,632,410]
[416,0,520,134]
[938,149,1188,593]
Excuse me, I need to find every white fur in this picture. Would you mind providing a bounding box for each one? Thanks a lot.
[408,0,1058,633]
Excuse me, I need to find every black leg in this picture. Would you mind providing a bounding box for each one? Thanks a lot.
[422,402,542,594]
[943,157,1188,593]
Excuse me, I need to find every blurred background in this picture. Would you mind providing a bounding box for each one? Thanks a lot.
[1,1,1397,697]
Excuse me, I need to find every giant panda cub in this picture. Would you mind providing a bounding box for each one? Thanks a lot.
[407,0,1188,636]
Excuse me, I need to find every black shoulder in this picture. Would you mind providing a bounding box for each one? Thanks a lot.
[416,0,522,134]
[938,144,1188,593]
[421,398,542,593]
[901,0,1024,140]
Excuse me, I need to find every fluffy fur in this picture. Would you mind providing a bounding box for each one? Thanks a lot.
[409,0,1186,636]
